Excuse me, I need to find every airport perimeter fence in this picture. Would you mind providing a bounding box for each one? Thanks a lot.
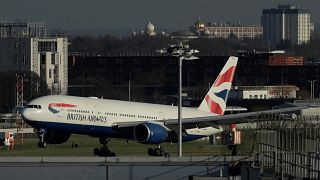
[0,116,33,129]
[258,143,320,179]
[256,115,320,179]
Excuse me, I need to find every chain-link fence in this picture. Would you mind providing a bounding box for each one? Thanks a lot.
[256,115,320,179]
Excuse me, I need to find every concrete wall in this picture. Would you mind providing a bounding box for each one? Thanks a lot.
[0,156,251,180]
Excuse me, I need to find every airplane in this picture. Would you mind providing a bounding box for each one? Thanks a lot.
[21,56,303,156]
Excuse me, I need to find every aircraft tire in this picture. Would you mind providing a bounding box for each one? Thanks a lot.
[98,148,116,157]
[37,141,47,148]
[37,142,42,148]
[99,148,108,157]
[93,148,100,156]
[148,148,155,156]
[155,148,162,156]
[148,147,167,156]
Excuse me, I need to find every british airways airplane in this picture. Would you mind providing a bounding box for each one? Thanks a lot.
[21,56,302,156]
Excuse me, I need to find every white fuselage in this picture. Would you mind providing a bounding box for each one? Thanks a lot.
[22,95,223,141]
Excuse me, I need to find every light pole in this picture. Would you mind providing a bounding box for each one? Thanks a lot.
[128,71,131,101]
[307,80,317,99]
[158,43,199,157]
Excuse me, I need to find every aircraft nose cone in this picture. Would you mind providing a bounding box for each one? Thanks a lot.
[22,108,32,121]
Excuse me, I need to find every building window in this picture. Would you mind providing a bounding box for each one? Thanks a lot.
[41,54,46,65]
[53,68,58,83]
[38,41,57,52]
[22,54,28,64]
[51,54,55,64]
[49,69,52,78]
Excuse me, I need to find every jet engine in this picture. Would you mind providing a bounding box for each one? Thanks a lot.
[134,123,168,144]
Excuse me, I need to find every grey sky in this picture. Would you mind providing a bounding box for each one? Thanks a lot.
[1,0,319,31]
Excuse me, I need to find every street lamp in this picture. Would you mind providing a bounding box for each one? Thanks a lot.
[307,80,317,99]
[158,43,199,157]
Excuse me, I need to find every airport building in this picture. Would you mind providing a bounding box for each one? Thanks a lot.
[0,20,68,94]
[262,4,312,46]
[231,85,299,99]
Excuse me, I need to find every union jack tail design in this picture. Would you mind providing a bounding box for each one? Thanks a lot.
[198,56,238,115]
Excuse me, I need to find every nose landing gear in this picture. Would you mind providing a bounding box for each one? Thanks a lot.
[37,129,47,148]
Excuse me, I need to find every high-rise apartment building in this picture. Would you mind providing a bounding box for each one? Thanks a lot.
[262,5,311,46]
[0,20,68,95]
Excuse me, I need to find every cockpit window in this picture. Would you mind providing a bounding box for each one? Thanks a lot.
[27,105,42,109]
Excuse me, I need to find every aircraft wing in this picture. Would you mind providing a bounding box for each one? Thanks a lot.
[164,106,305,129]
[112,106,306,130]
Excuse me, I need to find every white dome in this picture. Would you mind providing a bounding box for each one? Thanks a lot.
[145,21,155,33]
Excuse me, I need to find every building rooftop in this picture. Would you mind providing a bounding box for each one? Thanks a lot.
[0,19,46,38]
[263,4,310,14]
[234,85,299,91]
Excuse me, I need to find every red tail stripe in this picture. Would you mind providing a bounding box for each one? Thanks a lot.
[205,95,224,115]
[214,66,236,87]
[49,103,76,108]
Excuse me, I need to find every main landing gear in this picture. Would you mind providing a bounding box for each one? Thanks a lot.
[93,137,116,157]
[148,145,169,157]
[37,129,47,148]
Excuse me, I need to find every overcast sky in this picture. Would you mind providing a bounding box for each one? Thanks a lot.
[1,0,319,31]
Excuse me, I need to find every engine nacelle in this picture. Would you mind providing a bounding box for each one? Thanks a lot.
[43,131,71,144]
[134,123,168,144]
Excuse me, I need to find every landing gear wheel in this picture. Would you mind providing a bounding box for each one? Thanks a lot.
[99,148,108,156]
[93,138,116,157]
[37,128,47,148]
[37,141,47,148]
[93,147,116,157]
[148,147,155,156]
[148,146,168,157]
[155,148,162,156]
[93,148,100,156]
